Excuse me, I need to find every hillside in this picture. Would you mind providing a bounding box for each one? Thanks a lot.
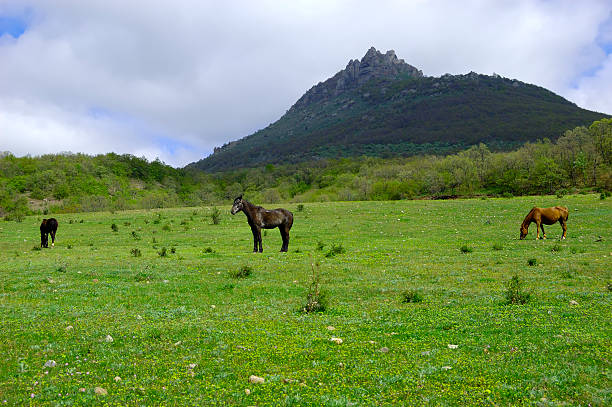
[192,47,608,172]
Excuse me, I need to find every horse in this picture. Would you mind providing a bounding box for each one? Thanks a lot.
[40,218,59,248]
[520,206,568,240]
[230,195,293,252]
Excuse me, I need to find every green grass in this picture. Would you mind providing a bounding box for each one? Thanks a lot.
[0,195,611,405]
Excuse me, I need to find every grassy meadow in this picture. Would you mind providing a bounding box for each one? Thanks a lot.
[0,195,611,405]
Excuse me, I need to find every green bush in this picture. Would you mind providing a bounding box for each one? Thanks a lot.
[211,207,221,225]
[401,289,424,303]
[325,243,345,257]
[131,248,142,257]
[111,223,118,232]
[504,275,531,305]
[230,265,252,279]
[460,245,473,253]
[301,260,327,313]
[527,258,537,266]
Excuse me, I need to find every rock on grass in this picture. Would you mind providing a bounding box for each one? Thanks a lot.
[248,375,265,384]
[94,387,108,396]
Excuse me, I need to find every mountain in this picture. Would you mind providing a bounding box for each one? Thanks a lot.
[191,47,609,172]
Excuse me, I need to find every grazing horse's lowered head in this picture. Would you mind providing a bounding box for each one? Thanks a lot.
[520,206,568,240]
[230,195,294,252]
[40,218,59,248]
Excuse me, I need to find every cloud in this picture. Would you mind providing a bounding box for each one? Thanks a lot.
[0,0,611,167]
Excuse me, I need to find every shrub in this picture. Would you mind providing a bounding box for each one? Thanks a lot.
[211,207,221,225]
[301,259,327,313]
[297,204,304,212]
[130,248,142,257]
[504,274,531,305]
[600,192,606,200]
[67,244,72,249]
[134,271,150,282]
[527,258,537,266]
[170,247,176,254]
[203,247,214,253]
[460,245,473,253]
[158,247,167,257]
[325,243,345,257]
[556,189,567,199]
[401,289,424,303]
[230,265,252,279]
[111,223,118,232]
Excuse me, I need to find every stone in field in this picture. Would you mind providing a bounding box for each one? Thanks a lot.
[330,337,343,344]
[249,375,265,384]
[104,335,114,342]
[447,344,458,349]
[94,387,108,396]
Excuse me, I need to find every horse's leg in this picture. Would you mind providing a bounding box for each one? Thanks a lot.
[541,224,546,240]
[560,219,567,239]
[251,227,258,252]
[536,221,541,239]
[279,226,288,252]
[50,230,56,247]
[257,228,263,253]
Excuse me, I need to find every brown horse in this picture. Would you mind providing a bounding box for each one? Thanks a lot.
[520,206,568,240]
[40,218,59,248]
[231,195,293,252]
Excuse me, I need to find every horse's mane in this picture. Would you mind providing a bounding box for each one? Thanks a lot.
[522,207,538,226]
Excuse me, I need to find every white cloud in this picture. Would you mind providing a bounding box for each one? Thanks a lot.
[0,0,611,167]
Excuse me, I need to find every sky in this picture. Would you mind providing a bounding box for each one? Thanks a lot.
[0,0,611,167]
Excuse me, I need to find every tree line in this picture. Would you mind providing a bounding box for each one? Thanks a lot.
[1,119,610,220]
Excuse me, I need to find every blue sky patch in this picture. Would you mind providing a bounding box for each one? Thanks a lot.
[0,16,27,38]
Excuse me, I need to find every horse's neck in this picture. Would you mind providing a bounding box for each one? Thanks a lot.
[523,209,535,226]
[242,201,257,220]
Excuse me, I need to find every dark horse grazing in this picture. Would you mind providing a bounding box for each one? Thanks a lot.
[231,196,293,252]
[40,218,59,248]
[520,206,568,240]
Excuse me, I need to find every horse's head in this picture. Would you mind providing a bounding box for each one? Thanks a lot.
[231,195,244,215]
[519,225,528,240]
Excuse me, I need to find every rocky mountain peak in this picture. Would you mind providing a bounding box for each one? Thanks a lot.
[293,47,423,108]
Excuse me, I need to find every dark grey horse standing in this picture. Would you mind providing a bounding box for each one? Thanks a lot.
[231,196,293,252]
[40,218,59,248]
